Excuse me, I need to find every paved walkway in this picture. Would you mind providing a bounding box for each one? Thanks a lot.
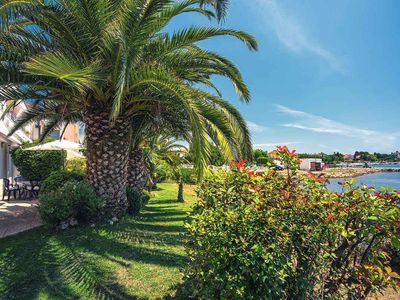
[0,200,42,238]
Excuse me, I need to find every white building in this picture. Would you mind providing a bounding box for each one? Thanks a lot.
[299,158,323,171]
[0,103,31,181]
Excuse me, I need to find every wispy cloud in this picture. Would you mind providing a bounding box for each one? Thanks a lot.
[254,141,301,150]
[251,0,344,72]
[276,105,399,151]
[247,121,268,133]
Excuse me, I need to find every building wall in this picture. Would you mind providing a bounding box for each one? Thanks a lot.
[63,123,80,143]
[300,158,323,171]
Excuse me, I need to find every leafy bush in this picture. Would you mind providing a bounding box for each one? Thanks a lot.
[39,180,104,228]
[66,158,87,174]
[154,160,172,183]
[12,149,66,181]
[183,146,400,299]
[255,155,271,166]
[126,188,150,215]
[141,190,151,206]
[179,168,197,184]
[41,170,85,194]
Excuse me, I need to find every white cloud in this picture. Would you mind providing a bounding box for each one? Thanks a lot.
[250,0,344,72]
[254,141,301,150]
[247,120,268,133]
[277,104,399,151]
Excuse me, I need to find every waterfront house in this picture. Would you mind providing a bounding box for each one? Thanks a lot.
[299,158,323,171]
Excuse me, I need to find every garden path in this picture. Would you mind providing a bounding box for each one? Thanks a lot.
[0,200,41,238]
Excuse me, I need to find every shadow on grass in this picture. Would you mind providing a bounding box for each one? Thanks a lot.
[0,194,189,299]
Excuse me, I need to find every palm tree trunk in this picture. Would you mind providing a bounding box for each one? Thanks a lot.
[177,181,184,202]
[85,110,131,220]
[127,146,147,193]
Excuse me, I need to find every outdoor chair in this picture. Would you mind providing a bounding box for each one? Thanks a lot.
[24,181,40,200]
[14,176,28,200]
[2,178,19,201]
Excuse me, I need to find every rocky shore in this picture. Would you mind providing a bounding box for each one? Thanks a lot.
[309,168,400,179]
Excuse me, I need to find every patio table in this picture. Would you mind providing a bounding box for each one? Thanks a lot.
[15,180,40,200]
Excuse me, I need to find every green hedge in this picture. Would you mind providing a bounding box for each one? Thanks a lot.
[12,149,66,181]
[41,170,85,194]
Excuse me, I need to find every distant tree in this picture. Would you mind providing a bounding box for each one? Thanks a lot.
[323,152,344,164]
[256,156,273,166]
[252,149,273,166]
[354,151,377,162]
[253,149,266,161]
[298,153,323,159]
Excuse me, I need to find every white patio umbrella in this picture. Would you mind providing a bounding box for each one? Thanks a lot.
[26,140,85,159]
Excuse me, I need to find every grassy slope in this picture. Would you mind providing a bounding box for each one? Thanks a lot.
[0,182,197,299]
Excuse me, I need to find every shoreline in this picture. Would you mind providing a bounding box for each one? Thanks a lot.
[309,168,400,179]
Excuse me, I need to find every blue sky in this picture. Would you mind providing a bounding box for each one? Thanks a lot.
[173,0,400,154]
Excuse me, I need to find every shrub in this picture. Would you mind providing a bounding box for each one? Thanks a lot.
[39,180,104,228]
[41,170,85,194]
[179,168,197,184]
[141,190,151,206]
[154,160,172,183]
[183,146,400,299]
[11,149,66,181]
[126,188,151,215]
[66,158,87,174]
[256,155,271,166]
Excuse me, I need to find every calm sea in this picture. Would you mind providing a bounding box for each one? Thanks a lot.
[327,172,400,192]
[372,163,400,169]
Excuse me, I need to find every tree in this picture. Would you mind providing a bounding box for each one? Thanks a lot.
[1,0,257,219]
[142,134,188,201]
[200,0,230,20]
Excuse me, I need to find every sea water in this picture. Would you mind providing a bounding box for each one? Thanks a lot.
[327,172,400,192]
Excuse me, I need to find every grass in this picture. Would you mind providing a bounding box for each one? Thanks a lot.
[0,182,197,299]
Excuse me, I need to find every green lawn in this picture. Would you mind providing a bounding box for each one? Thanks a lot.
[0,182,197,299]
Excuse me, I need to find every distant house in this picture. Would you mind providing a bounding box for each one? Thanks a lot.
[344,154,354,161]
[299,158,323,171]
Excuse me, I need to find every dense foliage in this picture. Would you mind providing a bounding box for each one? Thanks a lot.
[11,149,66,181]
[39,180,104,228]
[126,187,150,215]
[252,149,273,166]
[66,158,87,174]
[179,168,197,185]
[41,170,85,195]
[184,147,400,299]
[298,152,345,164]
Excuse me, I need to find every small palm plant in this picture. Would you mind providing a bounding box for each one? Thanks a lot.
[142,134,188,201]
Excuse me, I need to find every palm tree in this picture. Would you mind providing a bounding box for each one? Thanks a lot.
[8,83,253,197]
[200,0,230,20]
[0,0,257,218]
[141,134,188,201]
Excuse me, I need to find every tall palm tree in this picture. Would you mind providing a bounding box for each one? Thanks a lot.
[0,0,257,218]
[10,87,252,194]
